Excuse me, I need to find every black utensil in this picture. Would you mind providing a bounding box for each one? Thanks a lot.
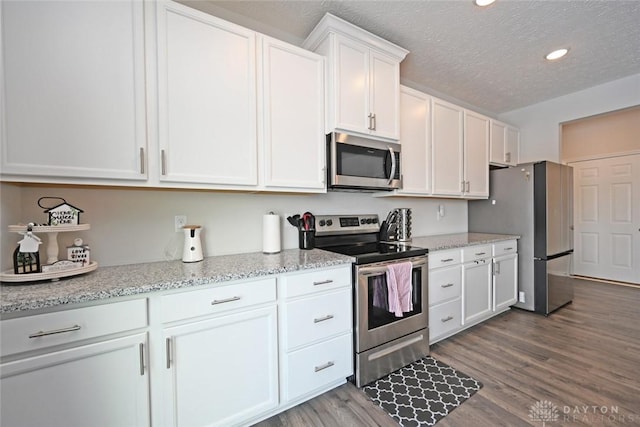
[286,215,300,227]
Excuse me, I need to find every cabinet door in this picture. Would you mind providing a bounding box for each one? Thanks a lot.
[1,0,147,180]
[333,35,369,134]
[163,306,278,427]
[156,1,257,186]
[431,98,464,196]
[369,50,400,140]
[490,120,507,165]
[463,110,490,198]
[0,334,149,427]
[462,259,492,325]
[398,86,431,194]
[494,254,518,312]
[505,126,520,166]
[261,37,325,191]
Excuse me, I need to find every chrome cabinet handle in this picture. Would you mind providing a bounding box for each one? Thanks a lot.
[371,113,376,130]
[461,181,465,192]
[211,296,241,305]
[441,283,454,288]
[313,279,333,286]
[166,338,172,369]
[367,113,373,130]
[466,181,470,192]
[28,325,81,338]
[314,361,335,372]
[387,146,396,185]
[139,147,145,174]
[494,261,501,275]
[504,247,513,251]
[441,316,454,322]
[139,343,145,376]
[441,258,454,263]
[505,152,511,163]
[161,149,167,175]
[313,314,334,323]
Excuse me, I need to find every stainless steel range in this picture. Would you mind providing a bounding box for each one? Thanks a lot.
[315,214,429,387]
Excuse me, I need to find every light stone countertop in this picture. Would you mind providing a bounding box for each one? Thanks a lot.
[0,249,354,315]
[411,232,520,252]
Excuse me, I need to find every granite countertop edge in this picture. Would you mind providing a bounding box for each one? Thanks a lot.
[411,232,521,251]
[0,248,354,315]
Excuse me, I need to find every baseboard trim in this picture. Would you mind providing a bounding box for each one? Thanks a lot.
[571,275,639,289]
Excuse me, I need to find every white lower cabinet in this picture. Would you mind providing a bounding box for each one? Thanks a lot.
[0,300,150,427]
[429,241,518,344]
[278,266,353,404]
[162,306,278,427]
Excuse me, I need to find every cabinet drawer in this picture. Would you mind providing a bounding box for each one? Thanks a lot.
[429,298,462,342]
[493,240,517,256]
[283,288,352,350]
[161,277,276,323]
[429,266,462,306]
[429,249,461,270]
[282,333,352,402]
[1,299,147,357]
[461,244,491,262]
[279,265,351,299]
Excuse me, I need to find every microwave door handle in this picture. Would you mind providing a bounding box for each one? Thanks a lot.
[387,146,396,185]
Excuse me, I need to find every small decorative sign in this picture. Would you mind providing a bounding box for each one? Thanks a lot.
[67,238,90,266]
[13,223,42,274]
[42,260,79,273]
[38,197,84,226]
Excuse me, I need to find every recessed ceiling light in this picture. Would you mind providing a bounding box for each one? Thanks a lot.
[546,48,569,61]
[475,0,496,6]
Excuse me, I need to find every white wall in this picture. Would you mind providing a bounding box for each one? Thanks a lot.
[498,73,640,163]
[0,183,467,269]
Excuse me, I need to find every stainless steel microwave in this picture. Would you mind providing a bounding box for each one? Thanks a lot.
[326,132,402,191]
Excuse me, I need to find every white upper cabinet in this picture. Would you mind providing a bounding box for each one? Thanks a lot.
[431,98,464,196]
[397,86,431,195]
[431,99,489,199]
[490,119,519,166]
[463,110,490,198]
[259,36,325,192]
[1,0,147,180]
[156,1,258,186]
[304,13,408,141]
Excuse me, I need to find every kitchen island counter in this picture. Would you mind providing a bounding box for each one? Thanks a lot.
[0,249,354,315]
[412,232,520,252]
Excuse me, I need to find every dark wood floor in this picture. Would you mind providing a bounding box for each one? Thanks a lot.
[255,278,640,426]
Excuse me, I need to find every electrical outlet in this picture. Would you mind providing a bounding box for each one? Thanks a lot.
[175,215,187,232]
[519,291,525,303]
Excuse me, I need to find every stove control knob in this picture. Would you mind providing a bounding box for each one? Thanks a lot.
[366,218,373,224]
[319,220,326,227]
[373,217,378,223]
[360,218,366,224]
[326,219,333,226]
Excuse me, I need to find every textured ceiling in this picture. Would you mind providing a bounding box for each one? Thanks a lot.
[186,0,640,115]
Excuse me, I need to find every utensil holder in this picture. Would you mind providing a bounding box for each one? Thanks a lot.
[298,230,315,250]
[397,208,412,242]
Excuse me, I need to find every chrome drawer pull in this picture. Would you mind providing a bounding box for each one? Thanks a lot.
[139,343,145,376]
[475,252,486,256]
[313,314,334,323]
[441,283,454,288]
[441,316,454,323]
[28,324,81,338]
[313,279,333,286]
[211,296,241,305]
[504,247,513,251]
[441,258,454,263]
[314,361,335,372]
[166,338,172,369]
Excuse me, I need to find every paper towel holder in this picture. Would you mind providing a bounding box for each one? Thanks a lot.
[263,211,282,254]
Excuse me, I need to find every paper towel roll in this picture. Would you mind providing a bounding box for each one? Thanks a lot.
[263,212,281,254]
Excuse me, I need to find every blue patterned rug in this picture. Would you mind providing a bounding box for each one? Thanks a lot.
[362,356,482,426]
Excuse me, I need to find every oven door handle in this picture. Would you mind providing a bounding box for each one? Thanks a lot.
[359,257,426,276]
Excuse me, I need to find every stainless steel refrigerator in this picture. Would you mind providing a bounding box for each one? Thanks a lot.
[468,161,574,315]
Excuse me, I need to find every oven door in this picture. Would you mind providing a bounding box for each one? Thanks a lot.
[354,256,428,353]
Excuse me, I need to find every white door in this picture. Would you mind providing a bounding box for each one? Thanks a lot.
[369,50,400,140]
[431,98,464,196]
[398,86,431,194]
[1,0,147,180]
[463,110,490,198]
[572,154,640,284]
[334,35,369,134]
[260,36,325,191]
[162,306,278,427]
[462,259,492,325]
[156,1,257,186]
[0,334,149,427]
